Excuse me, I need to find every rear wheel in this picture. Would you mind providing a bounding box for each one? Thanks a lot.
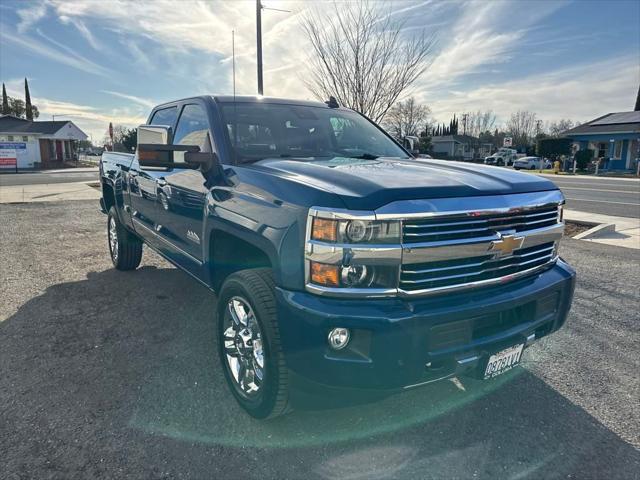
[217,268,290,419]
[107,206,142,271]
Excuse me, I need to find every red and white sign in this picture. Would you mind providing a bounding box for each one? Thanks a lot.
[0,149,18,168]
[0,142,26,170]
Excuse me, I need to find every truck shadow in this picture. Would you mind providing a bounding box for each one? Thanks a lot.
[1,266,638,479]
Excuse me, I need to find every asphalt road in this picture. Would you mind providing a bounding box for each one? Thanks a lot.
[1,201,638,479]
[537,174,640,218]
[0,169,99,186]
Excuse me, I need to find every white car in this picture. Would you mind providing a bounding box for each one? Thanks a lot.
[513,156,551,170]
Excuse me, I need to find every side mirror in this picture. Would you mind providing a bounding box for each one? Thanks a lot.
[138,124,171,145]
[137,124,218,171]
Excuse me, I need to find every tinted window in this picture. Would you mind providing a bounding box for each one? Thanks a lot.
[220,103,408,163]
[150,106,178,127]
[173,104,210,150]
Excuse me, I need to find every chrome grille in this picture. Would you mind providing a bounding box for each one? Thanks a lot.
[400,242,556,292]
[402,205,559,244]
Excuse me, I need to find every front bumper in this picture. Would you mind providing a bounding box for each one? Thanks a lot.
[276,259,575,391]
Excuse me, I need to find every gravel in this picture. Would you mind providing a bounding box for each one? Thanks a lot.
[1,201,638,479]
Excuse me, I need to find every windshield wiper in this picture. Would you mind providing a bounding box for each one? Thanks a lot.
[347,153,379,160]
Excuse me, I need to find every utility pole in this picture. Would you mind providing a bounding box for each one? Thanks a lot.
[462,113,469,136]
[255,1,289,96]
[256,0,263,95]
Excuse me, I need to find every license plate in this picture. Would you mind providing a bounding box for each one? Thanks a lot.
[484,343,524,379]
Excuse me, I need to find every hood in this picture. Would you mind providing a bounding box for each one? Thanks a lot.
[247,157,558,210]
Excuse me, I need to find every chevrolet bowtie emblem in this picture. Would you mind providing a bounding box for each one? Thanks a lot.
[488,233,525,256]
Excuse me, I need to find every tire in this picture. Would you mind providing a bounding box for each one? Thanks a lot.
[530,165,536,170]
[107,206,142,271]
[217,268,290,419]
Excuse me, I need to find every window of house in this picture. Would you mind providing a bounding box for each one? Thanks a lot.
[22,136,28,142]
[597,143,607,158]
[7,135,14,141]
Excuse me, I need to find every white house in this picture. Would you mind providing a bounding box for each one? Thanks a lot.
[0,115,88,169]
[431,134,492,161]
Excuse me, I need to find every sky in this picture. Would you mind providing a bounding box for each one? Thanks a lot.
[0,0,639,142]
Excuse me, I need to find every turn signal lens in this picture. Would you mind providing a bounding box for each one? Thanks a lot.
[310,261,340,287]
[312,218,337,242]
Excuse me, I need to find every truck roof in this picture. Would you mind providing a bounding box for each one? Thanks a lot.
[152,95,349,111]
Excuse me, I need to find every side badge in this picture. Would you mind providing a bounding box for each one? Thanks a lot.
[186,230,201,245]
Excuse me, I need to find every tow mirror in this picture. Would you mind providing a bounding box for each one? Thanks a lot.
[137,124,218,171]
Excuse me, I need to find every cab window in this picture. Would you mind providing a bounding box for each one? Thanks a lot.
[149,106,178,128]
[174,104,211,150]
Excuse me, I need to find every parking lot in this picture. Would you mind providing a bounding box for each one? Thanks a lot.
[1,201,639,479]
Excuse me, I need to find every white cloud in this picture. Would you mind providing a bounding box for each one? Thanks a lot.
[0,25,111,77]
[59,15,104,51]
[16,2,47,33]
[421,0,568,91]
[426,56,640,124]
[4,80,147,142]
[101,91,156,109]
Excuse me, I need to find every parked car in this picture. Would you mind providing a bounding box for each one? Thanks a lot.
[514,156,552,170]
[99,95,575,419]
[484,148,518,166]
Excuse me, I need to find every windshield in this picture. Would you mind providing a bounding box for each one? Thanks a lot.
[220,102,409,163]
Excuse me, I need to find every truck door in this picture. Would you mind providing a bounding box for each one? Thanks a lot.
[129,105,179,238]
[153,103,211,266]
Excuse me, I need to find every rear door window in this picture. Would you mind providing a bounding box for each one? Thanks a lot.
[150,106,178,128]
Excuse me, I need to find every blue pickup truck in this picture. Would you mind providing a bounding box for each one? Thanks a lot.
[99,95,575,418]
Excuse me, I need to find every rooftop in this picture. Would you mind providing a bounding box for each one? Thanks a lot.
[563,111,640,136]
[0,115,72,135]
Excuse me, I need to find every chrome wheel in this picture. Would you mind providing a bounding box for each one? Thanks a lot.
[223,297,265,397]
[108,216,118,262]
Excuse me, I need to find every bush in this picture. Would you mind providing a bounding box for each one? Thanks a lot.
[575,149,594,171]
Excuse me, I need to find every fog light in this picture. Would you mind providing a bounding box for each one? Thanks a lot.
[328,327,350,350]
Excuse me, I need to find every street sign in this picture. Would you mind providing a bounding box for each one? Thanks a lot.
[0,142,26,173]
[503,137,513,147]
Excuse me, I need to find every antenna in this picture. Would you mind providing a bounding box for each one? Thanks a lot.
[232,29,236,101]
[232,29,238,164]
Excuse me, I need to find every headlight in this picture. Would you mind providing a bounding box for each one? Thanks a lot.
[311,217,400,244]
[309,262,398,289]
[306,209,402,296]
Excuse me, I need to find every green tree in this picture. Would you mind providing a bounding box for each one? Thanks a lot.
[4,96,39,119]
[121,128,137,152]
[24,78,33,121]
[1,83,8,115]
[537,138,572,159]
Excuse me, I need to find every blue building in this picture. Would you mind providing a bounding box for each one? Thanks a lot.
[563,111,639,170]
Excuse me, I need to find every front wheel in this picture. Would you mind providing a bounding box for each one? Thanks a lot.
[107,206,142,270]
[217,268,290,419]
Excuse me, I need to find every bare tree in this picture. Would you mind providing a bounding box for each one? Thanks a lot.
[548,119,576,137]
[464,110,497,137]
[506,111,537,147]
[301,1,436,123]
[383,97,431,142]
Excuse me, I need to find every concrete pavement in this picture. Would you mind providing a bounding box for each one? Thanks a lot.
[564,209,640,249]
[0,167,98,186]
[0,180,101,203]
